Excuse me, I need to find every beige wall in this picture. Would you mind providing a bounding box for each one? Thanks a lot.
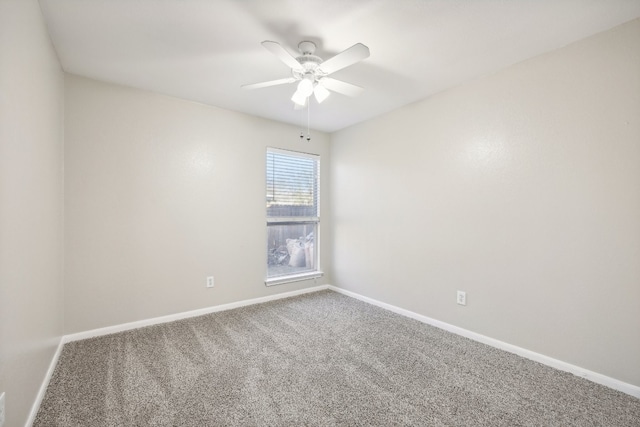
[330,19,640,386]
[0,0,65,425]
[64,75,332,334]
[2,7,637,423]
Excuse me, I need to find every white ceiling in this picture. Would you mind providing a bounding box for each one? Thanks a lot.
[39,0,640,133]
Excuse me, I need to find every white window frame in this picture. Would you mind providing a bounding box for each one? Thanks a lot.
[265,147,322,286]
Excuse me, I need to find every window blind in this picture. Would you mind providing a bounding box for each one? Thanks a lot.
[266,149,319,219]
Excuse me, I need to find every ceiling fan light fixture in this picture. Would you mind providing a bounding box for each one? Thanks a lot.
[297,77,314,97]
[291,90,308,106]
[314,84,330,103]
[244,40,370,109]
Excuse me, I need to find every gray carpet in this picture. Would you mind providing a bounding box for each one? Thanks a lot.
[34,290,640,426]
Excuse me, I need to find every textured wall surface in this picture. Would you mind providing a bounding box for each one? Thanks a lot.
[330,19,640,386]
[64,75,331,334]
[0,0,65,425]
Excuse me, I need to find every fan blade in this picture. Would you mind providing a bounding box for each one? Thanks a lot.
[241,77,296,90]
[318,43,370,75]
[321,78,364,97]
[262,41,304,71]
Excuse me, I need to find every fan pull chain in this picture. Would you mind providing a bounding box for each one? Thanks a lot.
[306,100,311,141]
[300,99,305,140]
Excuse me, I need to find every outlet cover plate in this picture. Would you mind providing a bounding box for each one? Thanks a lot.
[457,290,467,306]
[206,276,214,288]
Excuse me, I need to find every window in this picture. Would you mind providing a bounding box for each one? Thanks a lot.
[266,148,321,285]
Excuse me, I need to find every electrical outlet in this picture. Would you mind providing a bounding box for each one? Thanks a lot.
[457,290,466,306]
[0,392,5,427]
[206,276,214,288]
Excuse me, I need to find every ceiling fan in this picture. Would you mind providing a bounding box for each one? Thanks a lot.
[242,40,370,107]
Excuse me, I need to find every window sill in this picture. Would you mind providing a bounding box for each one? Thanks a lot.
[265,271,324,287]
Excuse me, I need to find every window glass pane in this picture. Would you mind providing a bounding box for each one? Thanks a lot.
[267,150,319,218]
[266,148,320,282]
[267,223,316,278]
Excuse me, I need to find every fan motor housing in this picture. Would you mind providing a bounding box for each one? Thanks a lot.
[291,41,324,80]
[293,57,323,81]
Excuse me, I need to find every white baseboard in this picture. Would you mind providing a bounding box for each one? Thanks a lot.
[64,284,330,343]
[26,337,65,427]
[30,282,637,427]
[328,285,640,399]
